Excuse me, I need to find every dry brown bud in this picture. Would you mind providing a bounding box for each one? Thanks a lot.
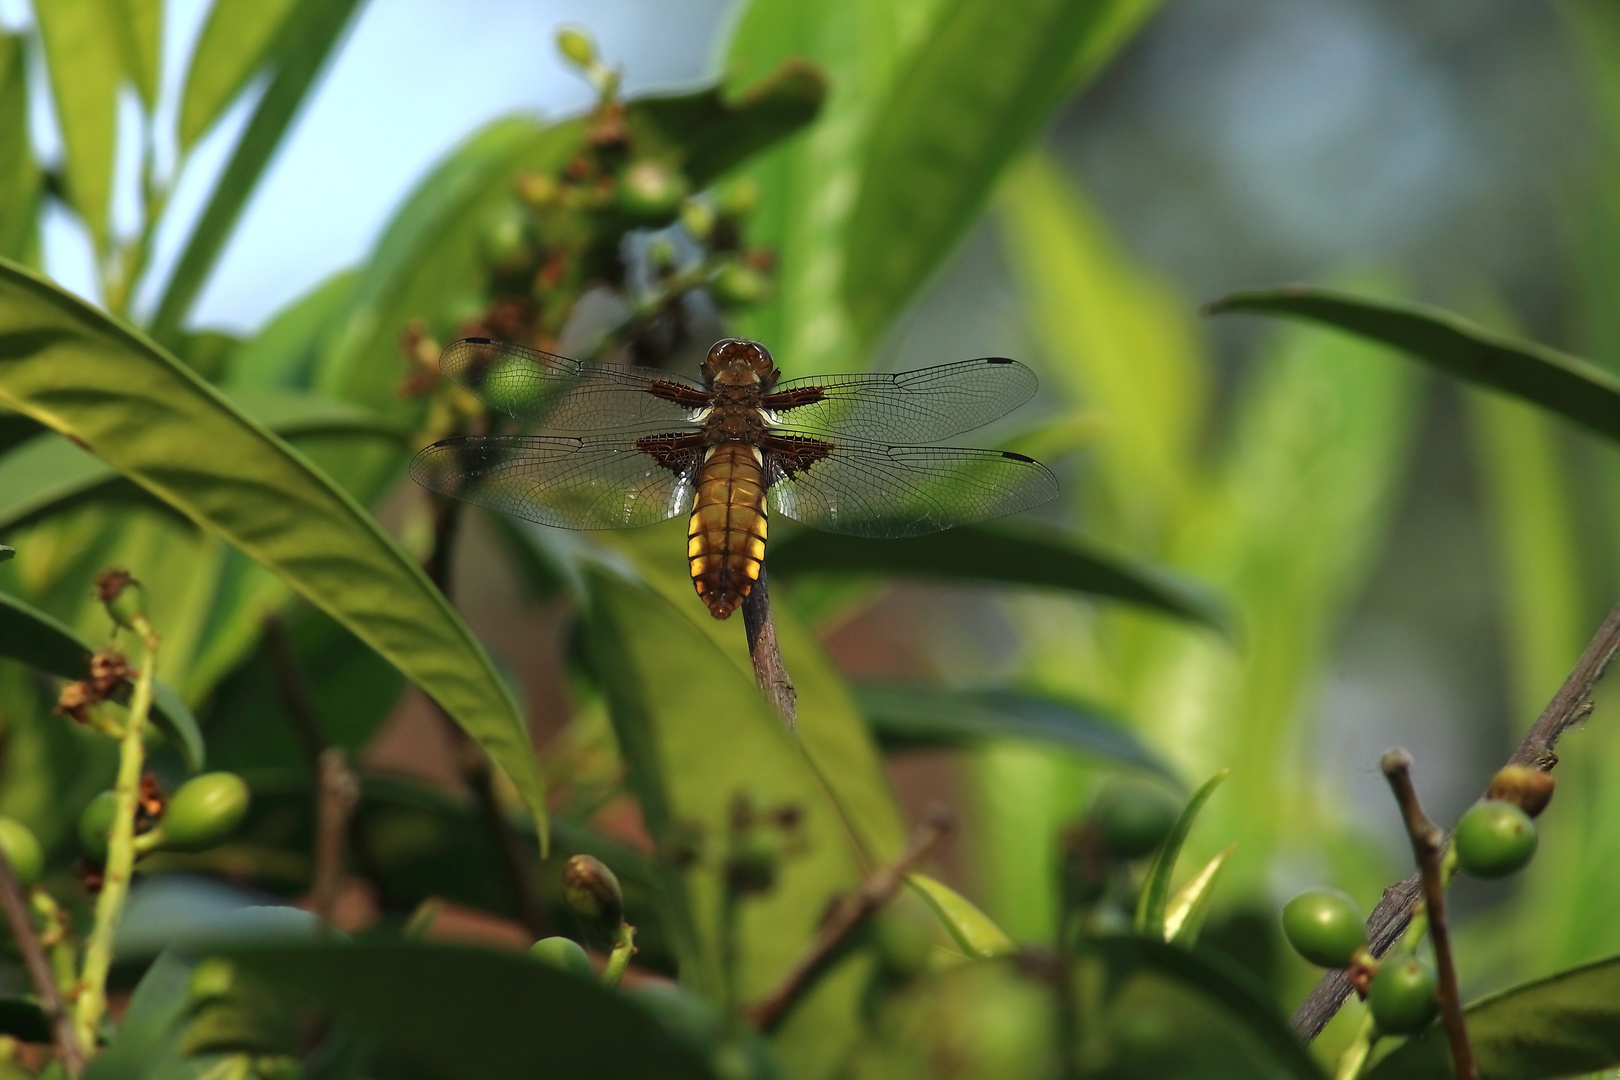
[562,854,623,927]
[1486,765,1556,818]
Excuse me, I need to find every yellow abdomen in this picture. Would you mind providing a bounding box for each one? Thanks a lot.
[688,443,767,619]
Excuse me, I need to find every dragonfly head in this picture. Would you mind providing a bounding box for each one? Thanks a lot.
[702,338,778,389]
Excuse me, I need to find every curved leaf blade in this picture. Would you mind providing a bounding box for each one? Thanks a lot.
[1206,286,1620,443]
[33,0,121,244]
[852,680,1179,782]
[111,0,162,113]
[843,0,1157,344]
[0,257,545,844]
[0,32,41,264]
[769,523,1232,634]
[150,0,365,342]
[1164,842,1236,947]
[1134,768,1229,939]
[177,0,301,149]
[1367,953,1620,1080]
[0,589,203,770]
[906,873,1016,957]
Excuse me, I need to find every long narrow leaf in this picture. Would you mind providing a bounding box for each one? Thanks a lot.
[111,0,162,113]
[844,0,1155,345]
[1206,286,1620,443]
[852,680,1178,781]
[0,589,203,770]
[906,873,1016,957]
[33,0,122,245]
[0,33,41,264]
[1367,953,1620,1079]
[1134,769,1228,938]
[1163,842,1236,947]
[769,523,1232,634]
[149,0,364,342]
[0,257,546,846]
[177,0,301,150]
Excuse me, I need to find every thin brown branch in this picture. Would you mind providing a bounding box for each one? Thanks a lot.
[0,849,83,1077]
[1381,750,1474,1080]
[1291,598,1620,1040]
[742,567,797,734]
[310,748,361,923]
[747,806,955,1033]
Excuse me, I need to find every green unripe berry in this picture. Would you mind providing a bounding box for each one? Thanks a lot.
[78,790,117,860]
[679,199,715,241]
[562,854,624,928]
[1281,887,1366,968]
[1367,957,1439,1034]
[1091,782,1179,859]
[709,262,771,307]
[556,27,596,69]
[716,178,759,218]
[871,891,936,979]
[528,936,595,980]
[187,958,237,1005]
[162,772,251,853]
[1455,800,1537,879]
[617,160,689,220]
[0,817,43,887]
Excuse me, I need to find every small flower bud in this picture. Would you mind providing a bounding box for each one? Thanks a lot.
[88,649,130,698]
[679,198,715,241]
[94,568,147,631]
[556,27,596,70]
[709,262,771,307]
[562,854,624,927]
[618,160,690,220]
[54,681,96,724]
[717,178,759,218]
[0,816,44,888]
[1485,765,1556,818]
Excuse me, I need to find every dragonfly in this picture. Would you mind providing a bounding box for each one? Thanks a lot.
[410,337,1058,619]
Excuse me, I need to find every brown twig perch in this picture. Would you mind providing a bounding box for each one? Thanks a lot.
[0,848,83,1077]
[1291,598,1620,1040]
[310,747,361,924]
[747,806,954,1032]
[1381,750,1475,1080]
[742,566,797,735]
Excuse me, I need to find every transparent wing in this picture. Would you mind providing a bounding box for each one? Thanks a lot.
[441,337,708,433]
[764,434,1058,538]
[410,432,701,530]
[768,358,1038,443]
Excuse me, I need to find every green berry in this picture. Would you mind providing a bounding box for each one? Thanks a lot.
[1281,887,1366,968]
[1091,782,1179,859]
[1367,958,1439,1034]
[556,27,596,69]
[529,936,595,980]
[162,772,251,853]
[709,262,770,307]
[78,790,117,860]
[561,855,624,928]
[617,160,689,220]
[1455,801,1537,879]
[0,817,43,887]
[871,891,936,979]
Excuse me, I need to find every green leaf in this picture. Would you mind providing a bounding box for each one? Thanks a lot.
[0,390,405,535]
[852,680,1179,781]
[1366,953,1620,1080]
[110,0,162,113]
[625,59,827,188]
[843,0,1155,345]
[0,33,42,264]
[150,0,365,342]
[0,256,546,847]
[1163,842,1236,947]
[226,269,358,391]
[769,524,1232,634]
[905,873,1016,957]
[216,940,719,1080]
[177,0,301,150]
[0,589,204,770]
[0,545,10,563]
[1084,936,1327,1079]
[1205,286,1620,444]
[1134,768,1228,939]
[33,0,122,244]
[85,950,194,1080]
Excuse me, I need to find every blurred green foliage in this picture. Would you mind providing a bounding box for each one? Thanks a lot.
[4,0,1620,1077]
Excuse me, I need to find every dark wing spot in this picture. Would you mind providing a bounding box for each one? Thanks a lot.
[1002,451,1036,462]
[985,357,1015,364]
[465,336,492,345]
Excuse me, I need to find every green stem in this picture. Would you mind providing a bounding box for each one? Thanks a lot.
[1333,1011,1380,1080]
[31,890,77,996]
[73,617,158,1050]
[602,922,636,988]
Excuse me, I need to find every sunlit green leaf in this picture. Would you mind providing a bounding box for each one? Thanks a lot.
[111,0,162,113]
[1163,842,1235,947]
[150,0,365,343]
[1135,769,1227,938]
[218,940,719,1080]
[769,524,1231,634]
[177,0,301,149]
[906,873,1015,957]
[226,269,358,391]
[1367,953,1620,1079]
[0,33,41,264]
[852,680,1178,781]
[0,589,203,770]
[843,0,1155,346]
[0,256,546,845]
[33,0,121,245]
[1206,286,1620,443]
